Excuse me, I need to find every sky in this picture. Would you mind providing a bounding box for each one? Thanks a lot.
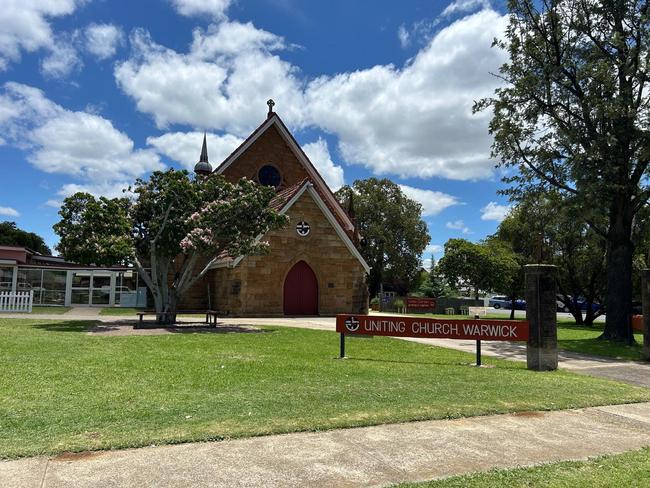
[0,0,514,266]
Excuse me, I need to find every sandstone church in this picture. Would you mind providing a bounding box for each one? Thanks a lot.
[183,101,369,316]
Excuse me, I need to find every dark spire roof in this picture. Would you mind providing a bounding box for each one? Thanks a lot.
[194,132,213,176]
[200,132,209,162]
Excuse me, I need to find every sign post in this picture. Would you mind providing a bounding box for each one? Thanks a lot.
[336,314,529,365]
[525,265,558,371]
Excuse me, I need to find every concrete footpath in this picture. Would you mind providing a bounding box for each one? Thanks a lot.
[3,402,650,488]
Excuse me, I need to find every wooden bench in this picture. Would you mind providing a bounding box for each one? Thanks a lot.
[136,310,226,328]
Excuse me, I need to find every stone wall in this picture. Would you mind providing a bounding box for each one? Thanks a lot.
[219,124,309,189]
[211,190,368,316]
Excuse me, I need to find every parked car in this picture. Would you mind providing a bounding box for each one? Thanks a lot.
[489,296,526,310]
[556,295,602,313]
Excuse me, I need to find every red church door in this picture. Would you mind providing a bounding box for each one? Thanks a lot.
[283,261,318,315]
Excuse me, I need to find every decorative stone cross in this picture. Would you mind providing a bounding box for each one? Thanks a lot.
[267,99,275,115]
[296,221,310,236]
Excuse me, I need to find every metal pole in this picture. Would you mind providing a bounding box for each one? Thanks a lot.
[339,333,346,359]
[476,340,481,367]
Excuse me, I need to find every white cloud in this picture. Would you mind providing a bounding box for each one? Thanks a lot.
[85,23,123,60]
[171,0,232,19]
[147,131,243,170]
[307,9,508,181]
[441,0,491,17]
[397,24,410,48]
[40,36,82,79]
[446,219,471,234]
[0,206,20,217]
[30,111,162,182]
[115,9,506,182]
[190,21,287,56]
[45,199,62,208]
[422,244,444,270]
[425,243,443,254]
[115,25,304,136]
[0,0,84,70]
[302,138,344,191]
[480,201,511,222]
[0,82,164,198]
[58,182,132,199]
[398,185,459,217]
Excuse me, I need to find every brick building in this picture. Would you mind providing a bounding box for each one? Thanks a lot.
[184,104,369,316]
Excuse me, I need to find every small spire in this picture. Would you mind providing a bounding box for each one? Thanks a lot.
[194,131,213,176]
[199,132,209,162]
[267,98,275,117]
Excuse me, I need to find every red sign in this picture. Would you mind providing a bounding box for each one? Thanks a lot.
[406,297,436,309]
[336,314,529,341]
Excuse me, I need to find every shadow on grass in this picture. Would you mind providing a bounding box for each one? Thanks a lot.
[29,320,97,333]
[343,356,522,370]
[167,325,271,334]
[86,323,275,336]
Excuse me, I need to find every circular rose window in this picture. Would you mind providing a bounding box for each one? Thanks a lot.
[258,165,281,187]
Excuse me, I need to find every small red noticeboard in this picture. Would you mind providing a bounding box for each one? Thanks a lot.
[406,297,436,309]
[336,314,529,342]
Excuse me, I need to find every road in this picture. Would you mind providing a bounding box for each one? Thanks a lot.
[488,307,606,322]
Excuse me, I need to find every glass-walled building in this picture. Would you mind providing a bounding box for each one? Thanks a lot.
[0,246,147,307]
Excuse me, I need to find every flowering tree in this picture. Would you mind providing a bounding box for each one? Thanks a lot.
[55,169,287,323]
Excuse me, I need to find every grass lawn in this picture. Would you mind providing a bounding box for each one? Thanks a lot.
[387,313,646,362]
[28,306,70,315]
[1,318,650,459]
[557,320,644,361]
[99,307,144,316]
[396,447,650,487]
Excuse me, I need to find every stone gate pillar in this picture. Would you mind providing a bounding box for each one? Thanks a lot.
[525,264,558,371]
[641,269,650,361]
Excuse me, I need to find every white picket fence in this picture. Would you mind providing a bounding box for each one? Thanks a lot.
[0,291,33,313]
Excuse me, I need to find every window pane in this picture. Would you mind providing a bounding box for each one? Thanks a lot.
[116,270,137,305]
[72,272,91,287]
[92,290,110,305]
[42,270,67,306]
[16,269,43,304]
[92,273,111,290]
[0,267,13,291]
[71,290,89,305]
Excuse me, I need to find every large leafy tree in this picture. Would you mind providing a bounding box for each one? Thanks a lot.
[494,192,607,325]
[476,0,650,343]
[438,238,520,302]
[54,194,132,266]
[54,170,287,323]
[416,257,455,298]
[336,178,430,296]
[0,221,51,255]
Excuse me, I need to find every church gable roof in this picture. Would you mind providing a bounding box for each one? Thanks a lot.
[211,179,370,273]
[213,113,354,233]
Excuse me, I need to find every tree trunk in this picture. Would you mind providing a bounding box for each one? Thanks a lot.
[158,291,178,325]
[569,305,584,325]
[601,200,635,344]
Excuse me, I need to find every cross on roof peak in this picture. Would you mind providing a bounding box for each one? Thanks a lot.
[267,99,275,116]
